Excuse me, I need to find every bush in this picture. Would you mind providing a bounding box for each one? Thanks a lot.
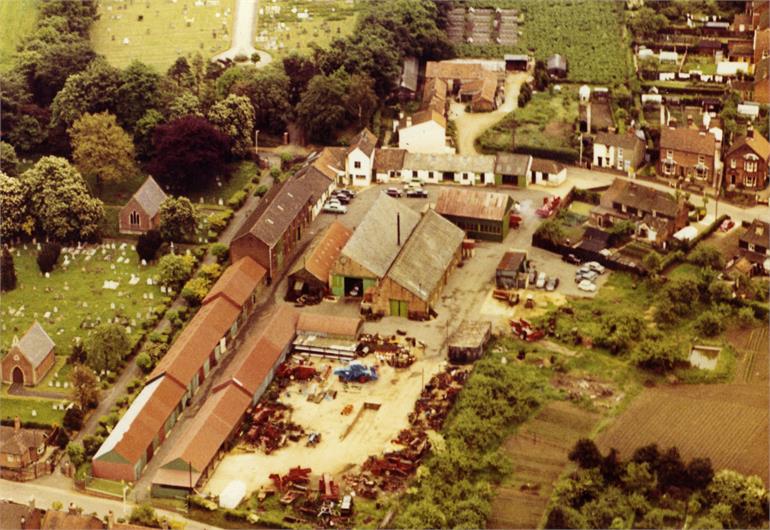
[136,230,162,262]
[37,242,62,273]
[63,406,84,431]
[158,253,196,291]
[82,434,103,458]
[181,277,210,305]
[694,311,724,337]
[198,263,222,282]
[207,212,229,233]
[210,242,229,264]
[135,352,154,373]
[54,428,70,448]
[270,167,282,180]
[66,442,85,467]
[255,184,269,197]
[688,245,724,271]
[737,307,757,328]
[129,504,159,528]
[227,190,247,209]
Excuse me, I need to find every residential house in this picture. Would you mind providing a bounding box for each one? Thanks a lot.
[0,419,48,475]
[344,128,377,187]
[287,221,352,301]
[331,194,421,298]
[546,54,568,78]
[724,128,770,189]
[401,152,497,185]
[118,176,167,234]
[434,187,514,242]
[398,110,452,154]
[373,148,407,182]
[727,40,755,64]
[371,210,465,318]
[528,158,567,185]
[495,153,532,187]
[753,57,769,104]
[658,127,718,185]
[738,218,770,271]
[590,179,688,248]
[495,250,529,289]
[1,322,55,387]
[306,147,346,187]
[0,500,43,529]
[592,131,646,174]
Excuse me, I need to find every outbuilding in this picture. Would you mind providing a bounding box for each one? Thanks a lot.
[287,221,352,301]
[1,322,55,387]
[528,158,567,185]
[435,187,514,242]
[118,176,167,234]
[495,250,529,289]
[447,320,492,363]
[495,153,532,186]
[505,54,530,71]
[546,54,568,78]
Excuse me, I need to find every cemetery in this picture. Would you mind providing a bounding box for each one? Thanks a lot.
[90,0,236,70]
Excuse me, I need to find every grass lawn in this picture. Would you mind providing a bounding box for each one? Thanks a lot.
[568,201,594,217]
[2,245,165,357]
[186,160,259,205]
[667,262,700,280]
[0,0,37,71]
[477,89,579,158]
[90,0,234,71]
[0,395,66,425]
[87,477,129,498]
[256,0,362,59]
[682,58,717,75]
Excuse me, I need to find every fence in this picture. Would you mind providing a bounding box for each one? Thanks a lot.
[531,233,643,275]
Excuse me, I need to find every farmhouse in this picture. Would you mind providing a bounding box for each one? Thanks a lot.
[738,218,770,271]
[424,61,486,91]
[528,158,567,185]
[435,187,514,242]
[401,152,497,186]
[592,131,646,173]
[495,250,529,289]
[331,194,421,298]
[495,153,532,187]
[344,128,377,187]
[373,148,407,183]
[152,306,298,497]
[591,179,688,248]
[724,127,770,190]
[658,127,718,186]
[371,210,464,318]
[398,110,452,154]
[546,54,568,78]
[287,221,352,301]
[118,176,167,234]
[0,419,48,477]
[1,322,55,387]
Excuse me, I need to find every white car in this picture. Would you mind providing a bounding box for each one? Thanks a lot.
[577,279,597,292]
[323,202,347,214]
[584,261,606,274]
[536,272,547,289]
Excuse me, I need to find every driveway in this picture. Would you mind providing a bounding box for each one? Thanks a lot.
[450,72,531,155]
[212,0,272,67]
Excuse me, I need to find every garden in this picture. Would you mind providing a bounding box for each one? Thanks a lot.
[90,0,235,70]
[255,0,363,59]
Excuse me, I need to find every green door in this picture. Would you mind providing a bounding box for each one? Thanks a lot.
[389,299,408,317]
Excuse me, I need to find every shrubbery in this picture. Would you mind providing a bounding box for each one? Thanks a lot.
[37,242,62,273]
[136,229,162,262]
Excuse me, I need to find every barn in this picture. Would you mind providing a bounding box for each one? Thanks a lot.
[434,187,514,242]
[287,221,352,301]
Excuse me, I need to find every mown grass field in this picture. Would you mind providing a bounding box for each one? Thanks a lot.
[0,395,66,425]
[255,0,361,58]
[90,0,234,71]
[0,0,38,71]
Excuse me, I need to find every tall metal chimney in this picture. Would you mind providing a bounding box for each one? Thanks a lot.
[397,212,401,246]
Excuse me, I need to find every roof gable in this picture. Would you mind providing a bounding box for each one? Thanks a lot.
[292,221,352,283]
[203,256,266,307]
[660,127,716,156]
[727,132,770,160]
[129,177,167,218]
[14,321,54,368]
[347,128,377,158]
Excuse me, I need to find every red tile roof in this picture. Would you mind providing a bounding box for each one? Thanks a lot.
[727,131,770,160]
[660,127,716,156]
[203,257,266,308]
[293,221,352,284]
[149,297,240,386]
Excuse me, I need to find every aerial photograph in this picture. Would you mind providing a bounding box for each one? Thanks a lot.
[0,0,768,528]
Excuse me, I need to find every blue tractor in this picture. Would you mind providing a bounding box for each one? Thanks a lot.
[334,363,378,383]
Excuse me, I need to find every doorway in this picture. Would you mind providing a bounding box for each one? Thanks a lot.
[12,367,24,385]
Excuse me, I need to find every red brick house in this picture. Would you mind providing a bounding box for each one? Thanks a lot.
[1,322,55,387]
[0,419,48,474]
[658,127,718,186]
[738,218,770,272]
[118,177,167,234]
[724,128,770,190]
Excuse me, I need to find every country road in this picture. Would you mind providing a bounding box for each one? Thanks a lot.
[212,0,271,67]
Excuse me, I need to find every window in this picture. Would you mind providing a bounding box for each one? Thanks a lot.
[730,158,736,169]
[745,161,757,172]
[666,150,673,160]
[617,147,624,159]
[428,171,434,179]
[129,211,140,226]
[462,173,468,179]
[697,155,705,165]
[412,170,418,178]
[354,161,361,169]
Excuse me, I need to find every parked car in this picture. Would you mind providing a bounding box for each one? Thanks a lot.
[385,187,402,198]
[535,272,547,289]
[323,202,348,214]
[575,269,598,283]
[562,253,581,265]
[331,192,350,204]
[406,188,428,198]
[577,279,597,292]
[545,277,559,291]
[584,261,606,274]
[337,188,355,198]
[720,218,735,232]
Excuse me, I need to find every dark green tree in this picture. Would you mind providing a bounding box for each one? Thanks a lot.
[0,246,17,292]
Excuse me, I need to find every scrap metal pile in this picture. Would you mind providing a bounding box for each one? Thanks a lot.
[266,468,353,527]
[245,403,305,454]
[343,366,469,499]
[357,333,419,368]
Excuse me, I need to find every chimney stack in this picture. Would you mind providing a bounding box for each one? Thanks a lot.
[68,503,77,515]
[27,497,35,510]
[406,116,412,128]
[107,511,115,530]
[747,124,754,138]
[14,417,21,433]
[396,212,401,246]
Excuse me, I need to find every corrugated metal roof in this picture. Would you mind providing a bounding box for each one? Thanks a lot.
[203,256,266,308]
[435,187,512,222]
[14,321,54,368]
[340,194,421,278]
[291,221,352,283]
[296,312,362,338]
[497,251,527,272]
[385,210,465,301]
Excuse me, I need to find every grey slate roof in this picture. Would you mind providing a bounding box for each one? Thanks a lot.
[400,56,419,92]
[386,210,465,301]
[15,321,54,368]
[402,152,496,173]
[340,194,421,278]
[594,131,644,151]
[131,176,167,217]
[495,153,532,175]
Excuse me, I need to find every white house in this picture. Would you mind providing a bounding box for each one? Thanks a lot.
[527,158,567,185]
[344,129,377,186]
[401,152,496,185]
[398,110,454,154]
[592,131,646,173]
[373,148,407,183]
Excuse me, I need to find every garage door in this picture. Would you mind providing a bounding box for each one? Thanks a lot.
[389,299,408,317]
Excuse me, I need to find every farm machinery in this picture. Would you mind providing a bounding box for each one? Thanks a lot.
[536,196,561,218]
[510,318,545,342]
[334,363,378,383]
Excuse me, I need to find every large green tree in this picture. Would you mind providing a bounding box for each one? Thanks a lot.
[208,94,255,157]
[345,73,378,128]
[116,61,162,129]
[158,253,196,291]
[71,364,100,410]
[50,59,123,126]
[231,66,292,135]
[0,172,33,239]
[85,323,131,374]
[69,112,137,189]
[296,69,350,143]
[21,156,104,241]
[158,196,197,242]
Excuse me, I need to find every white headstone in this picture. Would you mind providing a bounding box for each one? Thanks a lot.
[31,410,37,417]
[44,272,50,278]
[141,259,147,266]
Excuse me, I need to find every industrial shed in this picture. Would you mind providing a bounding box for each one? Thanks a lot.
[331,194,420,298]
[448,320,492,363]
[434,187,514,242]
[372,210,465,318]
[495,153,532,186]
[495,250,529,289]
[293,313,363,359]
[287,221,352,301]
